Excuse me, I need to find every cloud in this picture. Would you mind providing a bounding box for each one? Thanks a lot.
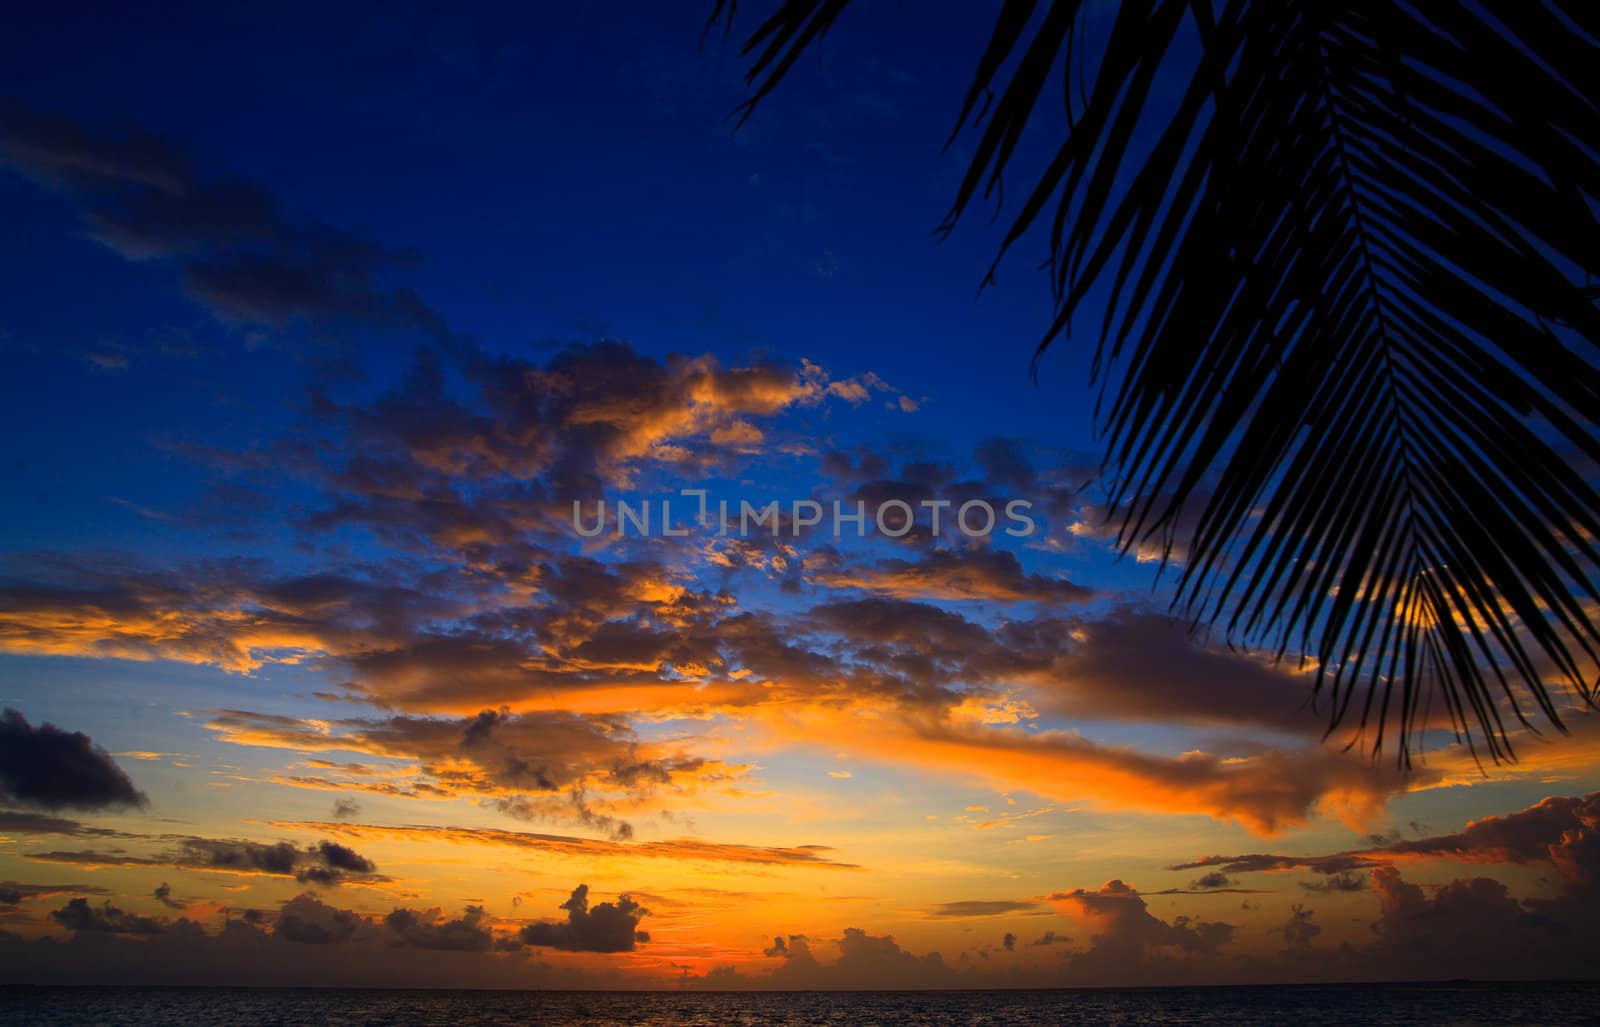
[819,713,1415,835]
[0,100,190,192]
[516,884,648,953]
[924,899,1045,919]
[0,100,451,342]
[1172,791,1600,882]
[0,546,1426,836]
[1167,852,1377,876]
[1277,904,1320,953]
[806,547,1092,604]
[274,893,363,945]
[1051,880,1235,985]
[25,834,382,887]
[0,811,131,837]
[50,898,165,936]
[0,709,146,811]
[0,881,110,905]
[1299,872,1367,893]
[763,927,955,990]
[1374,791,1600,875]
[203,706,747,837]
[386,905,493,952]
[0,891,648,989]
[275,820,859,870]
[153,883,184,910]
[1029,609,1320,735]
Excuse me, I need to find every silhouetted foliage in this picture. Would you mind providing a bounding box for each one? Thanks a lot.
[711,1,1600,764]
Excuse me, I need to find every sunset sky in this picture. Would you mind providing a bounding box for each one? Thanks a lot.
[2,1,1599,990]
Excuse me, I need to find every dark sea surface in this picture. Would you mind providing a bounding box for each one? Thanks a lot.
[1,983,1596,1026]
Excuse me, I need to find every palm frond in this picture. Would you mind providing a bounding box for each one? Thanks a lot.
[715,0,1600,763]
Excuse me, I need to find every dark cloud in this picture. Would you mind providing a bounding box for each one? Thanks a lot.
[0,100,190,192]
[186,837,378,886]
[1340,864,1600,980]
[204,705,735,836]
[153,883,184,910]
[314,841,376,875]
[1174,791,1600,885]
[924,899,1044,919]
[25,834,381,887]
[1167,852,1377,877]
[1278,904,1320,953]
[764,927,954,990]
[807,547,1092,604]
[1376,792,1600,876]
[50,898,165,936]
[1051,880,1235,985]
[1030,610,1318,734]
[274,894,362,945]
[517,884,648,953]
[1299,872,1367,893]
[331,798,361,821]
[973,438,1037,492]
[1027,930,1069,947]
[0,811,129,837]
[493,791,636,843]
[0,893,640,989]
[0,709,146,811]
[1001,932,1016,952]
[0,100,451,343]
[0,881,109,905]
[386,905,493,952]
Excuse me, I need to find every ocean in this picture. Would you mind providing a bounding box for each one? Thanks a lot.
[1,983,1595,1026]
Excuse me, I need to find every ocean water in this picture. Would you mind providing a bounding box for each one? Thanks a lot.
[1,983,1595,1026]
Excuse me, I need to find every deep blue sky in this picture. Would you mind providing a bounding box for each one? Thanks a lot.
[2,0,1114,557]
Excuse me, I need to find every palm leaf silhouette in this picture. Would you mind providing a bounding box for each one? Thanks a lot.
[711,0,1600,764]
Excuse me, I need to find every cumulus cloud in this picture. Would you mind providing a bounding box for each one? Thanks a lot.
[765,927,954,990]
[516,884,648,953]
[50,898,165,936]
[0,709,146,811]
[274,893,363,945]
[1172,790,1600,883]
[1374,792,1600,874]
[0,891,648,989]
[1050,880,1235,985]
[386,905,494,952]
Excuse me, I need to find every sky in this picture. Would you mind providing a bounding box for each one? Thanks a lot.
[2,0,1599,990]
